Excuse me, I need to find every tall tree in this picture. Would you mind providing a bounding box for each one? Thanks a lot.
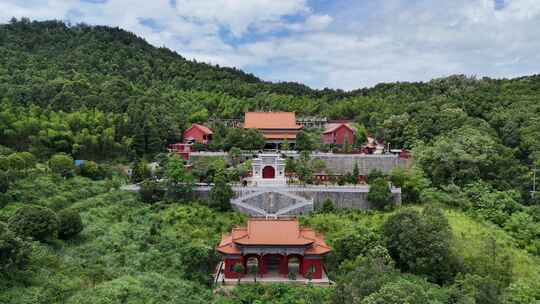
[382,207,458,284]
[368,178,393,209]
[296,131,313,152]
[209,169,234,212]
[165,155,195,202]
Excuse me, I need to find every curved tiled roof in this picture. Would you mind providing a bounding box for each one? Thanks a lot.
[244,112,303,130]
[216,218,331,255]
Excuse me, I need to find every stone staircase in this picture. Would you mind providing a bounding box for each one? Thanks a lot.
[275,200,313,216]
[231,200,268,216]
[231,190,313,217]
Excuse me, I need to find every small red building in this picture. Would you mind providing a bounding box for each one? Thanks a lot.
[322,123,355,145]
[183,123,213,145]
[217,218,331,280]
[168,143,192,160]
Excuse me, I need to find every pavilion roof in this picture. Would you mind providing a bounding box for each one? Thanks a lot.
[244,112,303,130]
[216,218,331,255]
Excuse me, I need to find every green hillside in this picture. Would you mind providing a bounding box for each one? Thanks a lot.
[1,173,539,303]
[1,18,540,304]
[1,19,540,162]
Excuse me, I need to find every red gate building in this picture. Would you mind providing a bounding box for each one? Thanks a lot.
[217,218,331,279]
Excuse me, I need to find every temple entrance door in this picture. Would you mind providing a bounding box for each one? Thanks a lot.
[262,166,275,179]
[265,255,280,271]
[287,255,303,276]
[245,255,260,279]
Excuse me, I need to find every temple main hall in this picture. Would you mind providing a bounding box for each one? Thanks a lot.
[243,112,303,148]
[216,218,331,283]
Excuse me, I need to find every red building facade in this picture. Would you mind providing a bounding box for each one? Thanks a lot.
[168,143,191,160]
[322,123,355,145]
[183,123,213,145]
[217,218,331,279]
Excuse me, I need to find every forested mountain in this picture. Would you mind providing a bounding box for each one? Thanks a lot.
[2,18,540,304]
[2,19,539,193]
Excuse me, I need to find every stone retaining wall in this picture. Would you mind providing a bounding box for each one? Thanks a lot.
[193,186,401,215]
[189,152,411,175]
[310,153,410,175]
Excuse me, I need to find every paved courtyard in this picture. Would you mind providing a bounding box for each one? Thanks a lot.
[213,262,332,286]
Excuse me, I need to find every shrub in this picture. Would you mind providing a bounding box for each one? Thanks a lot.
[49,153,75,178]
[131,159,152,183]
[0,145,14,156]
[382,207,459,284]
[321,199,335,213]
[390,167,431,204]
[8,206,59,242]
[139,179,163,203]
[0,172,9,193]
[329,226,379,270]
[367,169,386,183]
[332,246,398,303]
[361,279,436,304]
[209,170,234,211]
[79,161,100,180]
[57,209,84,239]
[296,131,313,151]
[368,178,393,209]
[0,222,31,272]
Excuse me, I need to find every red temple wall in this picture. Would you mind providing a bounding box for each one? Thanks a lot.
[223,255,324,279]
[322,125,354,145]
[224,257,243,278]
[302,258,323,279]
[333,125,354,145]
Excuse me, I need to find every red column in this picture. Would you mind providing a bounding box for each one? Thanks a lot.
[258,255,266,277]
[279,255,288,276]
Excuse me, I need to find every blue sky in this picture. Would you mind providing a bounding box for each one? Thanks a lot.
[1,0,540,89]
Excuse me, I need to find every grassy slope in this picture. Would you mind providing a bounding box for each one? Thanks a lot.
[2,176,539,302]
[304,207,540,287]
[447,209,540,283]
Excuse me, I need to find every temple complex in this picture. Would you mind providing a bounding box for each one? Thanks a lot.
[216,218,331,283]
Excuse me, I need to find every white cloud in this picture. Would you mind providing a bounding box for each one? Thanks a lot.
[173,0,310,36]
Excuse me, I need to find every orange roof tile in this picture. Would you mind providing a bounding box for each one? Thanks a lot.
[244,112,303,130]
[234,218,313,246]
[301,229,331,254]
[190,123,213,135]
[216,233,241,254]
[216,218,331,255]
[323,123,354,134]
